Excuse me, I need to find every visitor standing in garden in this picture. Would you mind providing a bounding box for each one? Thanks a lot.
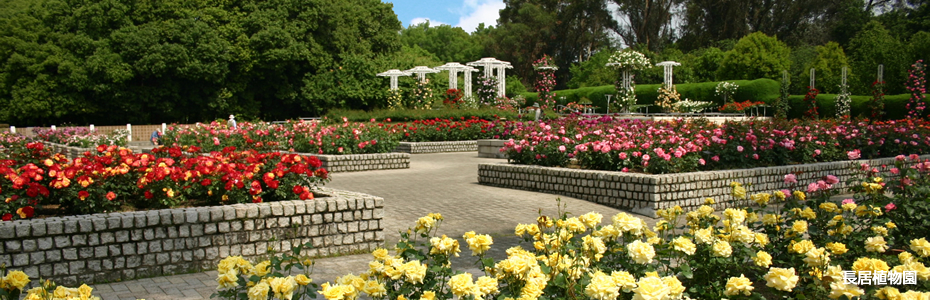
[150,129,161,145]
[228,115,237,129]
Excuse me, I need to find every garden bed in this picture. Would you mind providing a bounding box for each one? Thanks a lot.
[0,187,384,286]
[478,154,930,217]
[393,140,478,154]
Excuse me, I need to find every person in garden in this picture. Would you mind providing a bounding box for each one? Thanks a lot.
[228,115,237,129]
[150,129,161,145]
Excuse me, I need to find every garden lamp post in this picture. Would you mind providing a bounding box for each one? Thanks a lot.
[606,94,613,114]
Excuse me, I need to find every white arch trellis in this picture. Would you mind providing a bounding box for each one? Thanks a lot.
[376,69,412,90]
[405,66,440,82]
[656,61,681,88]
[467,57,513,97]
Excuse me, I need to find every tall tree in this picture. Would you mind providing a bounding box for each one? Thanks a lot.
[679,0,840,49]
[489,0,615,89]
[399,22,485,63]
[612,0,682,52]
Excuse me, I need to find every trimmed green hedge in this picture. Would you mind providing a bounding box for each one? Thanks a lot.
[787,94,928,120]
[520,79,781,112]
[323,108,558,123]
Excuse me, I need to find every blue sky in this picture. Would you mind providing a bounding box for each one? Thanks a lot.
[382,0,505,33]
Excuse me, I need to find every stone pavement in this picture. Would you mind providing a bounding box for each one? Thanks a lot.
[93,152,648,300]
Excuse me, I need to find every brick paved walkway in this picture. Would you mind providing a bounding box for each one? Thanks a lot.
[94,152,643,300]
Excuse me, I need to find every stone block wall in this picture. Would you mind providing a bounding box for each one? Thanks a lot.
[477,140,507,159]
[393,141,478,154]
[0,187,384,286]
[309,153,410,173]
[479,155,928,217]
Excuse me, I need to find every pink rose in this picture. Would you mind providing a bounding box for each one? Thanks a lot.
[619,152,628,160]
[884,203,896,212]
[558,145,566,152]
[847,149,861,160]
[784,174,797,184]
[842,199,855,205]
[825,175,839,184]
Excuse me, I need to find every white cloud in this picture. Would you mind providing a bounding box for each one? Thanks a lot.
[455,0,504,33]
[409,17,447,27]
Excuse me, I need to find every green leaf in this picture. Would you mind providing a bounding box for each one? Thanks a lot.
[680,261,693,279]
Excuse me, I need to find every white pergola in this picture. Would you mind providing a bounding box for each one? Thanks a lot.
[405,66,440,82]
[463,66,478,97]
[433,62,471,90]
[376,69,412,90]
[467,57,512,97]
[656,61,681,88]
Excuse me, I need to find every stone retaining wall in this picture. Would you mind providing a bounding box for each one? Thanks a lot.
[310,153,410,173]
[0,187,384,286]
[479,155,928,217]
[393,141,477,154]
[477,140,507,159]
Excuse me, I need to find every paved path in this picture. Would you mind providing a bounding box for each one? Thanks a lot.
[94,152,644,300]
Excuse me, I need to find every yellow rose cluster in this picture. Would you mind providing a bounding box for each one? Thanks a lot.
[0,272,102,300]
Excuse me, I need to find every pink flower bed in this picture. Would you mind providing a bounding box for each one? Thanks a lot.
[502,115,930,174]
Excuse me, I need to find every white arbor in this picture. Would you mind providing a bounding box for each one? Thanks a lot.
[405,66,440,82]
[467,57,513,97]
[656,61,681,88]
[376,69,412,90]
[433,63,470,90]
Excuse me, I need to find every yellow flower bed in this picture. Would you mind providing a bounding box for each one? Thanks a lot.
[0,269,101,300]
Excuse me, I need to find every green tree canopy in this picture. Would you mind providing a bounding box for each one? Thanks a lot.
[0,0,403,126]
[399,21,485,64]
[846,20,908,95]
[801,42,852,94]
[718,32,791,81]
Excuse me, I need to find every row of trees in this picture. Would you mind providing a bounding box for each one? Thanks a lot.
[0,0,927,125]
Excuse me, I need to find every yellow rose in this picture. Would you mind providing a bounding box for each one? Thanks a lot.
[852,257,890,273]
[420,291,436,300]
[415,216,436,233]
[791,220,808,234]
[247,281,270,300]
[268,276,298,300]
[217,270,239,289]
[448,273,475,297]
[723,208,747,225]
[583,236,607,261]
[773,190,786,201]
[672,236,696,255]
[563,217,587,233]
[372,248,390,261]
[819,202,838,213]
[3,270,30,291]
[911,238,930,257]
[662,276,685,298]
[694,227,714,245]
[612,213,646,236]
[295,274,312,286]
[724,275,754,296]
[793,190,806,201]
[790,240,815,254]
[761,214,780,226]
[885,221,896,229]
[712,240,733,258]
[799,207,816,220]
[828,281,864,299]
[23,287,46,300]
[475,276,498,298]
[892,261,930,280]
[579,212,603,229]
[875,287,902,300]
[752,193,771,206]
[77,284,93,298]
[731,184,747,199]
[764,267,799,292]
[429,235,461,257]
[842,202,857,211]
[632,276,670,300]
[753,251,773,268]
[584,271,620,300]
[361,280,386,298]
[251,261,271,277]
[318,283,353,300]
[865,236,889,253]
[871,226,889,236]
[611,271,637,292]
[803,247,831,268]
[899,252,915,264]
[826,242,848,255]
[465,233,494,256]
[754,233,770,247]
[403,260,427,284]
[626,240,656,264]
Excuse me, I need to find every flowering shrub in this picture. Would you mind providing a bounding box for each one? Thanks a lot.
[391,117,507,142]
[475,74,499,107]
[316,165,930,299]
[0,142,328,219]
[870,80,887,121]
[32,128,128,147]
[1,268,102,300]
[804,86,821,119]
[607,49,651,71]
[719,100,765,113]
[212,242,319,300]
[533,55,558,110]
[442,89,464,109]
[387,89,404,110]
[715,81,739,103]
[673,100,714,113]
[615,86,638,113]
[161,121,281,153]
[502,115,930,174]
[906,60,927,119]
[656,86,681,113]
[777,73,791,119]
[283,119,399,155]
[409,79,434,110]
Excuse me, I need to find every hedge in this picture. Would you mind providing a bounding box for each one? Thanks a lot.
[787,93,928,120]
[323,108,557,123]
[520,79,781,112]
